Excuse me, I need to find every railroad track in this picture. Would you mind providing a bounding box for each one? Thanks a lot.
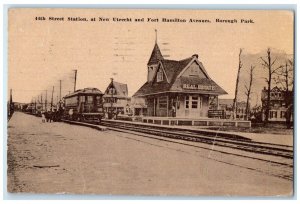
[100,120,293,160]
[62,119,293,180]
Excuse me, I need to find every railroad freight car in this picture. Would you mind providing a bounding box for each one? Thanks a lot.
[63,88,104,123]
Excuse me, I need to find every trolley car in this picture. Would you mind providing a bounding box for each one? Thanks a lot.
[63,88,104,123]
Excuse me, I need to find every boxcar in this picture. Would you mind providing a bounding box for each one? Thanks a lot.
[63,88,104,123]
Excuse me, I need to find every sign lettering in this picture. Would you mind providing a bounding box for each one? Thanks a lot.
[183,84,216,91]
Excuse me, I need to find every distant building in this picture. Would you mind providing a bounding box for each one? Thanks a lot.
[261,86,292,122]
[218,99,248,120]
[133,39,227,118]
[13,102,27,111]
[103,80,131,117]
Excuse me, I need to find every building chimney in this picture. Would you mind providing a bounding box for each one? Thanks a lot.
[192,54,198,59]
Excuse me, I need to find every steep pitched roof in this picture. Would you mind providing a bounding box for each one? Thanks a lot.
[133,56,227,97]
[104,81,129,98]
[147,43,164,65]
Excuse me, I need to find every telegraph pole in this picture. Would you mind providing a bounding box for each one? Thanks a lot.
[51,86,54,111]
[74,69,77,92]
[41,94,43,104]
[59,80,62,100]
[45,90,48,111]
[59,80,62,109]
[10,89,13,104]
[34,98,36,113]
[9,89,14,118]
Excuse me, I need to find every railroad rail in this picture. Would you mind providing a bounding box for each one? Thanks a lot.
[100,120,293,160]
[62,119,293,180]
[62,119,293,159]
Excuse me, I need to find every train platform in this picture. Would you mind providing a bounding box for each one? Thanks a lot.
[61,119,107,131]
[104,119,293,147]
[117,115,252,128]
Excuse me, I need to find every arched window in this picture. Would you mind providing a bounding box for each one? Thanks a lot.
[157,69,163,82]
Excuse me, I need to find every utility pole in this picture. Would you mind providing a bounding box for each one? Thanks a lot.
[74,69,77,92]
[34,98,36,113]
[51,86,54,111]
[9,89,14,118]
[41,93,43,110]
[59,80,62,100]
[45,90,48,111]
[59,80,62,109]
[10,89,13,104]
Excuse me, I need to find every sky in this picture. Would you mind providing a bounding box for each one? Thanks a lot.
[8,9,294,103]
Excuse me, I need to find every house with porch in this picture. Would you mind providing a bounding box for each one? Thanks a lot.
[261,86,293,122]
[103,79,131,118]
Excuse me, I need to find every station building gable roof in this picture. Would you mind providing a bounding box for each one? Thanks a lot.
[133,56,227,97]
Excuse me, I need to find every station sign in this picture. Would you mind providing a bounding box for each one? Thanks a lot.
[183,84,216,91]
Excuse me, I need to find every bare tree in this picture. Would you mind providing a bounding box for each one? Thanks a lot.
[274,59,294,128]
[232,48,243,119]
[260,48,283,124]
[275,59,294,92]
[244,65,255,120]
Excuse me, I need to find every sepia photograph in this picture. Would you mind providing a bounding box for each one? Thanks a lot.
[6,8,294,197]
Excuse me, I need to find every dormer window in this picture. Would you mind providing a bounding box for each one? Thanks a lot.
[157,69,163,82]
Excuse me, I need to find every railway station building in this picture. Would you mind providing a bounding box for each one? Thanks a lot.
[133,42,227,119]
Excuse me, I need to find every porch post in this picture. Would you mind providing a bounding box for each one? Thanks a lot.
[153,97,156,116]
[166,95,169,117]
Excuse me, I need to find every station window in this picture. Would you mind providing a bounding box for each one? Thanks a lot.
[185,96,189,109]
[185,96,202,109]
[280,111,286,118]
[191,96,198,109]
[157,69,163,82]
